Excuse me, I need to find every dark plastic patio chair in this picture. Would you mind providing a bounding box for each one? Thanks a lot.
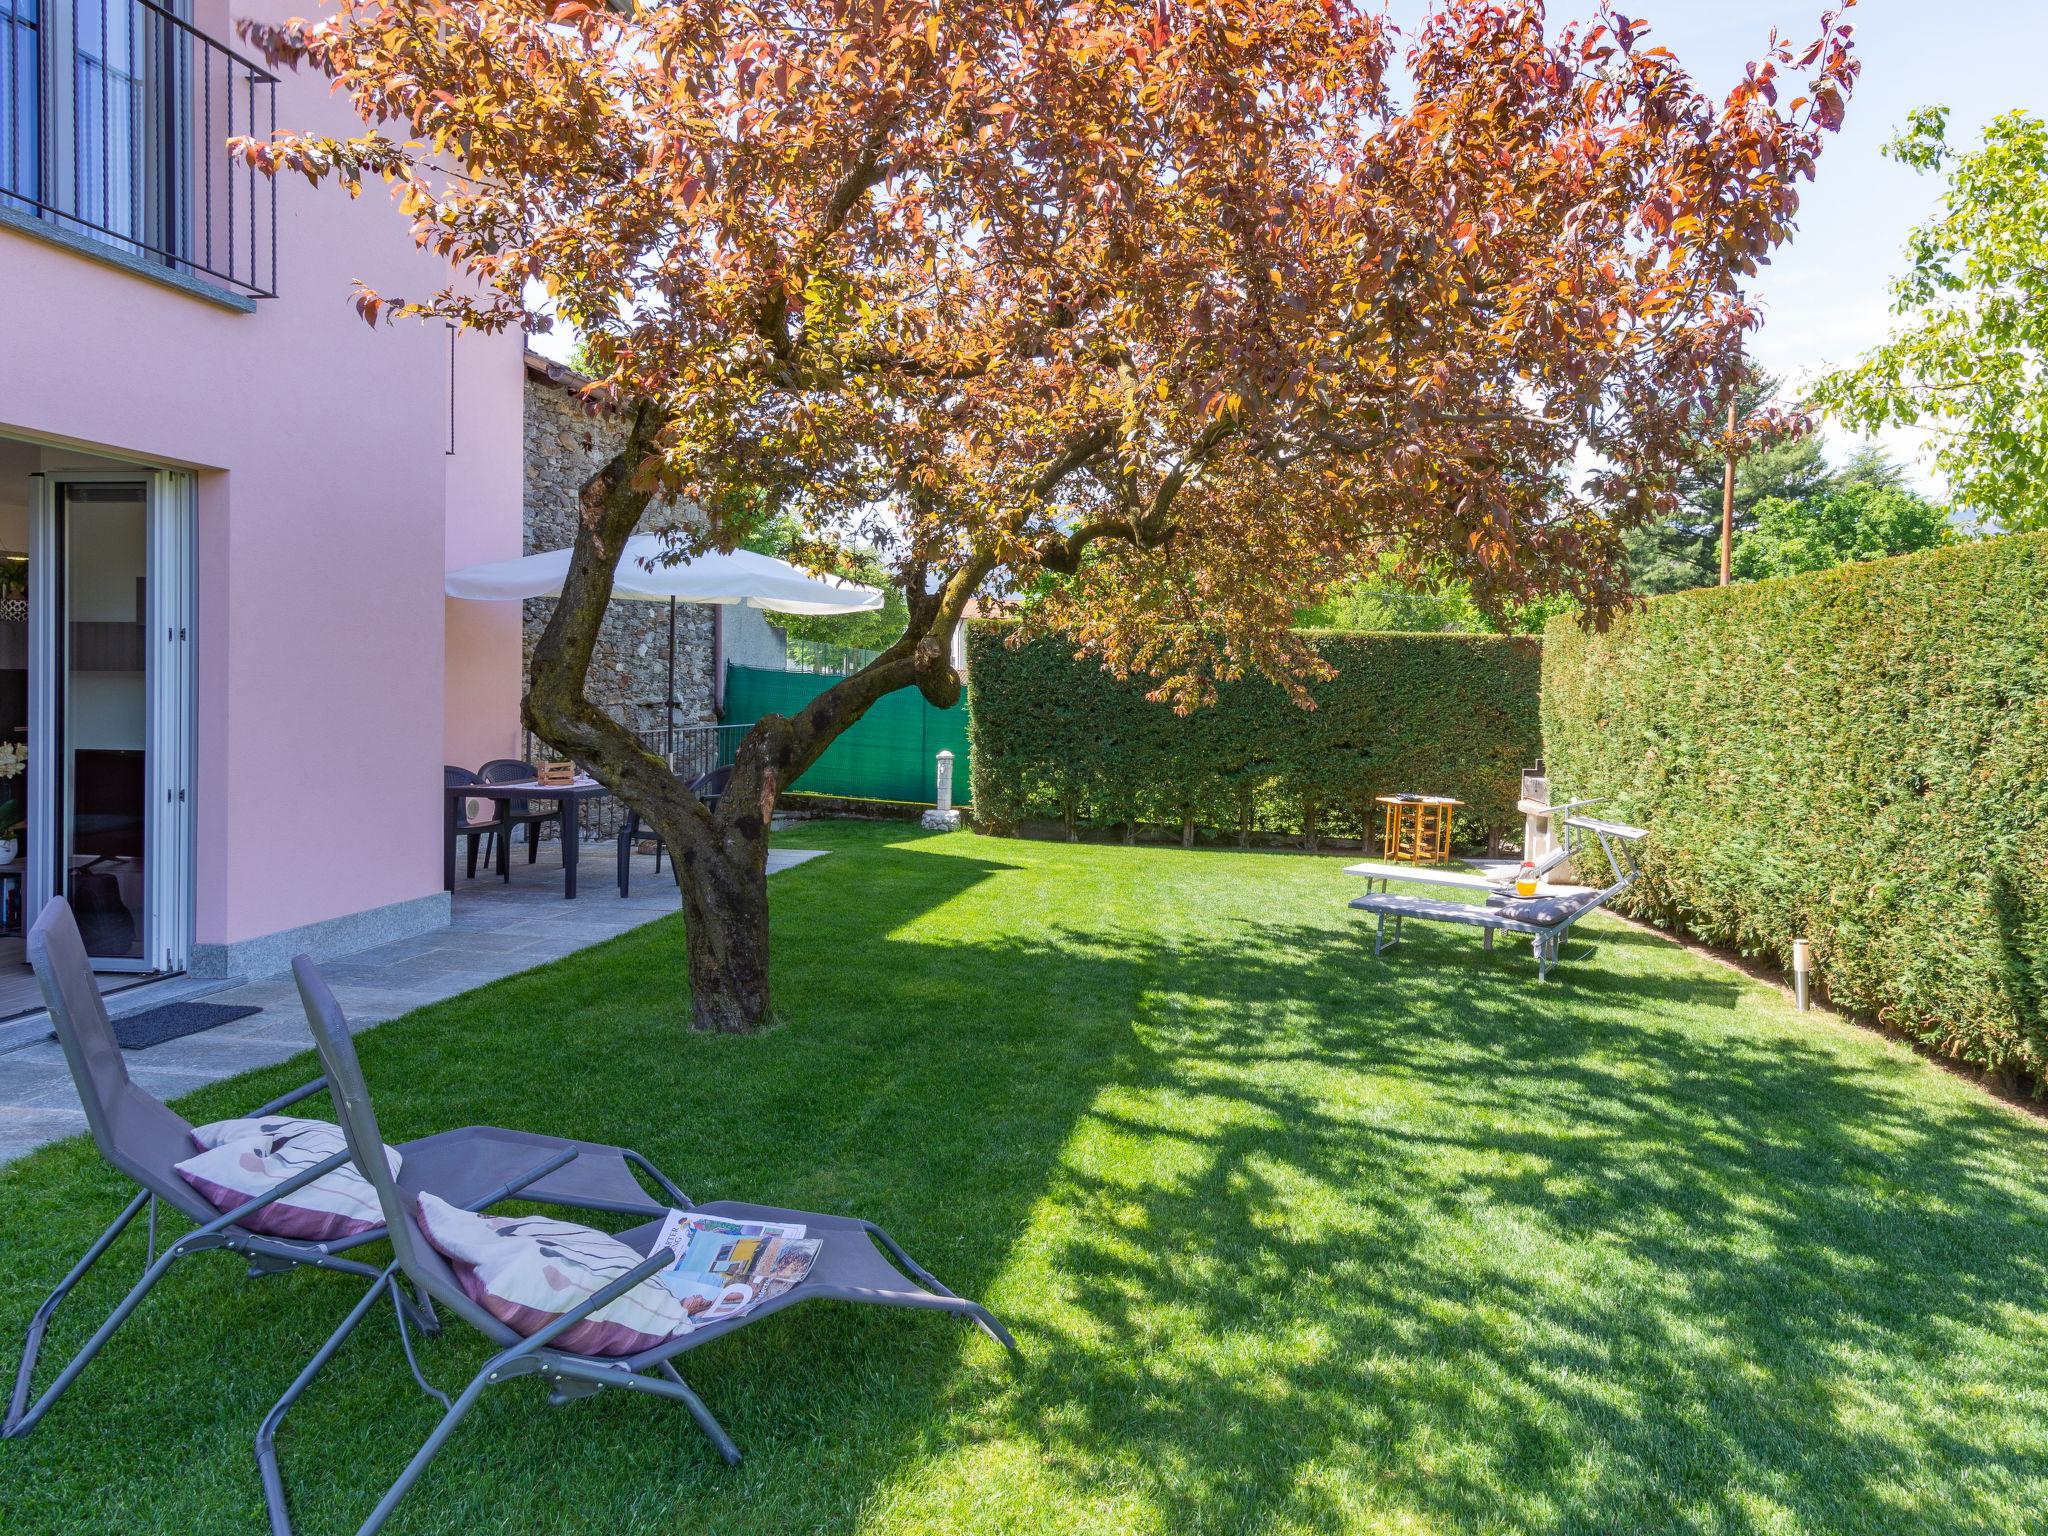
[443,766,501,880]
[617,765,730,896]
[5,898,690,1442]
[260,954,1019,1536]
[478,758,564,877]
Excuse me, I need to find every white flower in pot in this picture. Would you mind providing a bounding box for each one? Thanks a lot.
[0,740,25,864]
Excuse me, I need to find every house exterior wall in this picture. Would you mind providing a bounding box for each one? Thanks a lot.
[0,0,524,964]
[721,604,789,676]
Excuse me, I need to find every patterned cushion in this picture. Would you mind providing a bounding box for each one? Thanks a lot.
[175,1116,398,1241]
[413,1192,693,1357]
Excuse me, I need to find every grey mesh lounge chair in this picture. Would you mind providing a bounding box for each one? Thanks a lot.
[4,898,689,1441]
[1349,815,1649,980]
[261,955,1019,1536]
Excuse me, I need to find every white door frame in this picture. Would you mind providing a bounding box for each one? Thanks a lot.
[147,469,195,976]
[26,469,195,974]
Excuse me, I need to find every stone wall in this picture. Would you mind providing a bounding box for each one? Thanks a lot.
[521,357,719,839]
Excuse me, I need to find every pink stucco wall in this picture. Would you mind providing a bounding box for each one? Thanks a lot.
[0,0,523,950]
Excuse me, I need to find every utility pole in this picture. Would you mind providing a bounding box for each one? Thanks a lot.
[1718,340,1742,586]
[1718,394,1737,586]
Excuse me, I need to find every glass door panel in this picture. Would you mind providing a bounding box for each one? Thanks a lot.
[56,480,148,964]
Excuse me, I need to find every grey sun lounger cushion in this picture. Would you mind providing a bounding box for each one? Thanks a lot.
[1483,889,1607,927]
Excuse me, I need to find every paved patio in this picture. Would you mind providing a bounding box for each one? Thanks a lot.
[0,845,825,1166]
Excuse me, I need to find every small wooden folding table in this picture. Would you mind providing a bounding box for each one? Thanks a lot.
[1375,793,1461,864]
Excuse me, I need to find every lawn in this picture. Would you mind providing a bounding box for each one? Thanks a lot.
[4,822,2048,1534]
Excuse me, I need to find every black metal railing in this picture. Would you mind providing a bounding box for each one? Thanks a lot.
[0,0,276,297]
[784,637,882,675]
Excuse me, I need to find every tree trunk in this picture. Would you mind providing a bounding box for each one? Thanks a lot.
[520,398,980,1036]
[1302,800,1319,853]
[674,817,774,1033]
[1181,816,1195,849]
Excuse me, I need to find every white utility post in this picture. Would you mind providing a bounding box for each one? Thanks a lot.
[922,749,963,831]
[1519,768,1557,864]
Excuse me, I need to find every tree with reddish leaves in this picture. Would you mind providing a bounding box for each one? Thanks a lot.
[240,0,1857,1031]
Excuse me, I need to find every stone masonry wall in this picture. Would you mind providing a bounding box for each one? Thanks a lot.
[521,362,718,841]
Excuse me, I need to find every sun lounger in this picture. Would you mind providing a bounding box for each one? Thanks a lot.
[259,955,1019,1536]
[1349,815,1647,980]
[1343,834,1583,897]
[5,897,689,1441]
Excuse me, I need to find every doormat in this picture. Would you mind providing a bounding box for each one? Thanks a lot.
[56,1001,264,1051]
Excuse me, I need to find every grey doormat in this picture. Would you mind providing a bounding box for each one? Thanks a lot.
[57,1001,264,1051]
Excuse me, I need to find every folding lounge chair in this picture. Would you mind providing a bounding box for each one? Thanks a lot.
[1347,827,1583,898]
[260,955,1020,1536]
[5,898,689,1441]
[1350,815,1648,980]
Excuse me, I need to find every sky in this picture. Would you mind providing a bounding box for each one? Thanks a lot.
[1384,0,2047,491]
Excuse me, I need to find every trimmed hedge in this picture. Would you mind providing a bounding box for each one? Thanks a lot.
[1544,532,2048,1083]
[966,623,1541,846]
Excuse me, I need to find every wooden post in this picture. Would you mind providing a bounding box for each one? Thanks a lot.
[1719,396,1737,585]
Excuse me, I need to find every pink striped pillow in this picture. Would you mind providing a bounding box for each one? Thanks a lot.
[175,1116,397,1241]
[413,1192,695,1357]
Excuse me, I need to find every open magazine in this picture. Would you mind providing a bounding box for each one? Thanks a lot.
[648,1210,822,1326]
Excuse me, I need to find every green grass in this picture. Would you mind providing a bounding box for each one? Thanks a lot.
[4,822,2048,1534]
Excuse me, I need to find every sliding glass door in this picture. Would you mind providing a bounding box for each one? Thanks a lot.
[27,470,191,972]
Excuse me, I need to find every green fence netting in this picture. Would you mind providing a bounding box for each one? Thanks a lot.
[724,664,972,805]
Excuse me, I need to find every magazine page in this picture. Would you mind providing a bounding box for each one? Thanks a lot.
[649,1211,821,1323]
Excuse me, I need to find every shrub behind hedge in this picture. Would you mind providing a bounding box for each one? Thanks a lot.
[1543,532,2048,1082]
[966,624,1541,846]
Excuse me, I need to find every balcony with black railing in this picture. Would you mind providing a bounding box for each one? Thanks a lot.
[0,0,276,298]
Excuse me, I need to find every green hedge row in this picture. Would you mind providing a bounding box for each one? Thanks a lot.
[965,624,1541,845]
[1544,532,2048,1083]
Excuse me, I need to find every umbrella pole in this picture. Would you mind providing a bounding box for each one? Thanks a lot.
[665,597,677,765]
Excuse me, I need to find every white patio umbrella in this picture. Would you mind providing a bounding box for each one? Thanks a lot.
[446,536,885,754]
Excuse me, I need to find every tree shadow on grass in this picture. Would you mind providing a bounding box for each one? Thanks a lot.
[2,833,2046,1534]
[969,912,2048,1534]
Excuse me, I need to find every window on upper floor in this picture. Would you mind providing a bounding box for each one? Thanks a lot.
[0,0,276,297]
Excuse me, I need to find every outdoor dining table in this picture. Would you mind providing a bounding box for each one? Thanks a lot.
[443,775,612,899]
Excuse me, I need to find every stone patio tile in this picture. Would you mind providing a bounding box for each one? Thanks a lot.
[0,1055,74,1107]
[15,1078,85,1110]
[123,1033,306,1078]
[0,1107,89,1163]
[1,1041,70,1073]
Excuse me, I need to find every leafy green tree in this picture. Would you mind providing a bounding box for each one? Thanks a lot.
[1296,555,1573,634]
[1731,483,1952,580]
[1813,107,2048,531]
[1833,442,1910,492]
[1627,371,1831,594]
[740,513,909,654]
